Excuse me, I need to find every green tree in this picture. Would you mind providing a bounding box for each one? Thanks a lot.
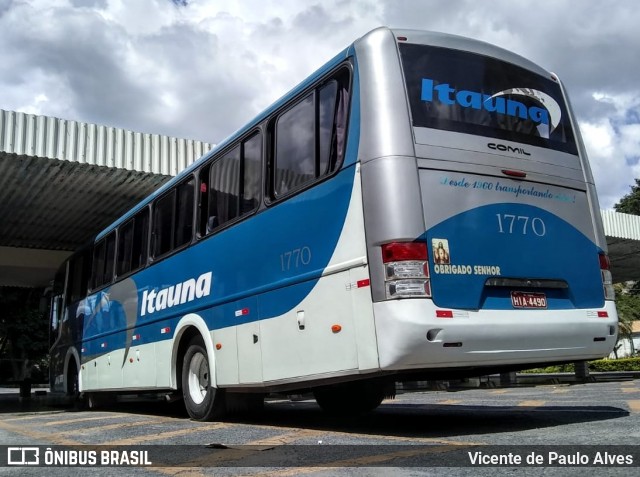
[614,178,640,216]
[0,288,49,382]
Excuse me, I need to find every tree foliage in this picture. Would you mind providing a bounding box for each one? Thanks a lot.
[614,178,640,216]
[0,287,49,382]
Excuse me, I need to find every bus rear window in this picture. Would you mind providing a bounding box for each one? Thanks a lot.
[399,43,577,155]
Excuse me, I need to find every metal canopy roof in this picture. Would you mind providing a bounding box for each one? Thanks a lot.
[0,109,212,287]
[601,210,640,283]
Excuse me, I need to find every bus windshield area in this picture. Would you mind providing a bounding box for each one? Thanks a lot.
[399,43,578,155]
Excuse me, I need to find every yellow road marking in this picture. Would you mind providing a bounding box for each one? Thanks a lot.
[44,414,127,426]
[517,400,546,407]
[489,389,509,395]
[56,418,172,437]
[621,388,640,394]
[3,411,66,421]
[0,417,79,445]
[244,429,322,446]
[148,430,320,477]
[240,444,475,477]
[437,399,462,404]
[103,422,231,445]
[627,400,640,413]
[551,388,570,394]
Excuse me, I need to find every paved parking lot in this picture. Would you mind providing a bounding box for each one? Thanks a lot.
[1,380,640,476]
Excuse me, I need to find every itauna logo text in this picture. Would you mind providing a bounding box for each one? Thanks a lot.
[140,272,212,316]
[420,78,562,134]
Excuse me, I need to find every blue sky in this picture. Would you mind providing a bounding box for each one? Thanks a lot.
[0,0,638,208]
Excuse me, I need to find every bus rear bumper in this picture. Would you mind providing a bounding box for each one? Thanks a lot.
[373,299,618,371]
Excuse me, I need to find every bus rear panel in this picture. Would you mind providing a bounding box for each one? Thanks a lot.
[358,29,617,374]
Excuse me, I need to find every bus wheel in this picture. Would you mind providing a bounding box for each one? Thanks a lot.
[66,360,85,410]
[313,380,390,416]
[182,335,226,421]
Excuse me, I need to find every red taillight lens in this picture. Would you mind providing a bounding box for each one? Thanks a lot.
[598,252,610,270]
[599,252,615,301]
[501,169,527,178]
[382,241,431,299]
[381,242,428,263]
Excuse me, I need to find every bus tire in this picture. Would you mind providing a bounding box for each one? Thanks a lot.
[66,359,86,410]
[313,380,388,416]
[182,335,226,421]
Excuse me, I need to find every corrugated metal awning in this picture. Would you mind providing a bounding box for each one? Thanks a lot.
[0,109,213,287]
[601,210,640,283]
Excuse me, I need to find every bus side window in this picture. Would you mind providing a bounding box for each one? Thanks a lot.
[91,239,105,290]
[318,80,338,176]
[151,177,194,259]
[209,146,241,231]
[116,207,149,277]
[198,164,211,237]
[152,190,176,258]
[269,67,350,200]
[67,249,90,304]
[241,132,262,215]
[117,219,134,276]
[90,232,115,290]
[132,208,149,270]
[274,93,315,197]
[103,233,116,286]
[175,178,195,248]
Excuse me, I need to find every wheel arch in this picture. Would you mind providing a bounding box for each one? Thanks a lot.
[63,346,81,394]
[171,313,216,390]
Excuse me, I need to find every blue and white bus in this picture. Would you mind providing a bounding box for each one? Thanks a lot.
[49,27,618,420]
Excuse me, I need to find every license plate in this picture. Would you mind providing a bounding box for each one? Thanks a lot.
[511,291,547,309]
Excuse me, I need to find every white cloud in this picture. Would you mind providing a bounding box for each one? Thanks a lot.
[0,0,638,205]
[580,91,640,208]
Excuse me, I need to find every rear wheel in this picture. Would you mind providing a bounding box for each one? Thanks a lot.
[313,380,391,416]
[66,360,85,410]
[66,361,79,397]
[182,336,226,421]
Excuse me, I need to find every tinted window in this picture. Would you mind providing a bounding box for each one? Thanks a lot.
[132,208,149,270]
[399,43,577,155]
[68,250,89,304]
[318,80,338,175]
[152,178,194,258]
[242,133,262,214]
[91,232,115,289]
[270,67,350,200]
[117,219,134,276]
[175,178,195,248]
[274,94,315,197]
[209,146,241,230]
[153,191,175,257]
[91,240,105,290]
[117,208,149,276]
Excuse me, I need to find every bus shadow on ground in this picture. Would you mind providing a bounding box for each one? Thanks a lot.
[35,395,628,440]
[0,391,628,440]
[252,400,629,439]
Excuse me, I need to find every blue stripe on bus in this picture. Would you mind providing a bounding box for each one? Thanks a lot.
[79,60,363,361]
[81,164,358,360]
[423,203,604,310]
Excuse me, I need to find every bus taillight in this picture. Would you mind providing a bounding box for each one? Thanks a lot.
[382,242,431,299]
[599,252,615,301]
